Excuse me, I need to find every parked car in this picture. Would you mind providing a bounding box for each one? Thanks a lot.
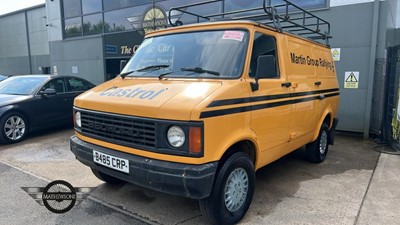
[0,75,8,81]
[0,75,95,144]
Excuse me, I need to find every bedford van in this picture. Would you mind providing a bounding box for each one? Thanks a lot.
[70,1,339,224]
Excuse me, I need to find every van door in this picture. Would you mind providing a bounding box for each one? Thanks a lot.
[249,32,291,163]
[286,39,320,145]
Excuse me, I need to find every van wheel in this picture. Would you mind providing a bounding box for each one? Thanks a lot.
[91,168,125,184]
[199,152,255,225]
[0,112,28,144]
[306,123,329,163]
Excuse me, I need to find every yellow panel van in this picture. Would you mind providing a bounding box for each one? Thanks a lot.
[70,1,339,224]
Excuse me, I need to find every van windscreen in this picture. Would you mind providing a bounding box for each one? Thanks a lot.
[121,30,249,79]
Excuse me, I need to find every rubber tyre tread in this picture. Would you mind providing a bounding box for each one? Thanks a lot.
[199,152,255,225]
[91,168,125,184]
[306,123,329,163]
[0,112,28,144]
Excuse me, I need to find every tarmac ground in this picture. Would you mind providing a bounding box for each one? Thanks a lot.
[0,127,399,225]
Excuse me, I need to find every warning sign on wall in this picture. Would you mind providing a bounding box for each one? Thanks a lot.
[331,48,341,61]
[344,72,359,88]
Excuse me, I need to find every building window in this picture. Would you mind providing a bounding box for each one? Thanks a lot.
[83,13,103,35]
[82,0,103,14]
[103,0,153,11]
[104,9,130,33]
[104,5,150,33]
[65,17,82,37]
[269,0,328,10]
[61,0,328,39]
[63,0,82,18]
[224,0,328,12]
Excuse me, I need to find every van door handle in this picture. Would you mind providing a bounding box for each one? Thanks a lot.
[281,82,292,88]
[315,81,322,86]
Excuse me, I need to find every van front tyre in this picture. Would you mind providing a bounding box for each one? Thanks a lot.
[306,123,329,163]
[199,152,255,225]
[91,168,125,184]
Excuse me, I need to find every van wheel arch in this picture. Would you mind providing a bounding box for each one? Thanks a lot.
[323,114,332,128]
[312,113,332,142]
[218,140,257,172]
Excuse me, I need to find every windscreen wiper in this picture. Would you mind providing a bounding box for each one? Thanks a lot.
[119,70,135,79]
[159,67,220,80]
[158,71,174,80]
[119,65,170,79]
[137,64,170,72]
[181,67,220,76]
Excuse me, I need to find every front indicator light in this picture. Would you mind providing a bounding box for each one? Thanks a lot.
[189,127,202,154]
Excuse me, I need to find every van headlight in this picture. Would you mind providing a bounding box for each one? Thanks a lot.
[167,126,185,148]
[75,111,81,128]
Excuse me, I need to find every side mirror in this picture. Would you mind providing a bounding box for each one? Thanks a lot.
[39,88,56,96]
[255,55,277,79]
[251,55,277,92]
[120,60,128,73]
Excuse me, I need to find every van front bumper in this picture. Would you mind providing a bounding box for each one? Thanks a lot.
[70,135,217,199]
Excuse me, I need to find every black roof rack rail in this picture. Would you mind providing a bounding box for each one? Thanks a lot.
[168,0,331,45]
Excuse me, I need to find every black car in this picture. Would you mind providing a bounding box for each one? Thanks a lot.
[0,75,95,144]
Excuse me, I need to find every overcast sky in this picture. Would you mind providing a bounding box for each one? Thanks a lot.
[0,0,45,15]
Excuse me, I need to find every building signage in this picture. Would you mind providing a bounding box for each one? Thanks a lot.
[142,6,168,33]
[331,48,341,61]
[344,71,359,89]
[120,45,140,55]
[104,32,144,58]
[53,66,58,75]
[105,45,117,54]
[72,66,78,74]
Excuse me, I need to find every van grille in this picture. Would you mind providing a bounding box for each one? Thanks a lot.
[80,111,156,149]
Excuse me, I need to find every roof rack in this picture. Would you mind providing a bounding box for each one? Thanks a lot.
[168,0,331,45]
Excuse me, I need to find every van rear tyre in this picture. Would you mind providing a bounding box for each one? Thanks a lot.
[91,168,125,184]
[199,152,255,225]
[306,123,329,163]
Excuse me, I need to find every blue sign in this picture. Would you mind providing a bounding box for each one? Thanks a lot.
[105,45,117,54]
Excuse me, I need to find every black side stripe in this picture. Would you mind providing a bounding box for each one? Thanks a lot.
[324,92,341,98]
[207,88,340,108]
[200,92,339,119]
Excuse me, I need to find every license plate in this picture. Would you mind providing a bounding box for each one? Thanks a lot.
[93,150,129,173]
